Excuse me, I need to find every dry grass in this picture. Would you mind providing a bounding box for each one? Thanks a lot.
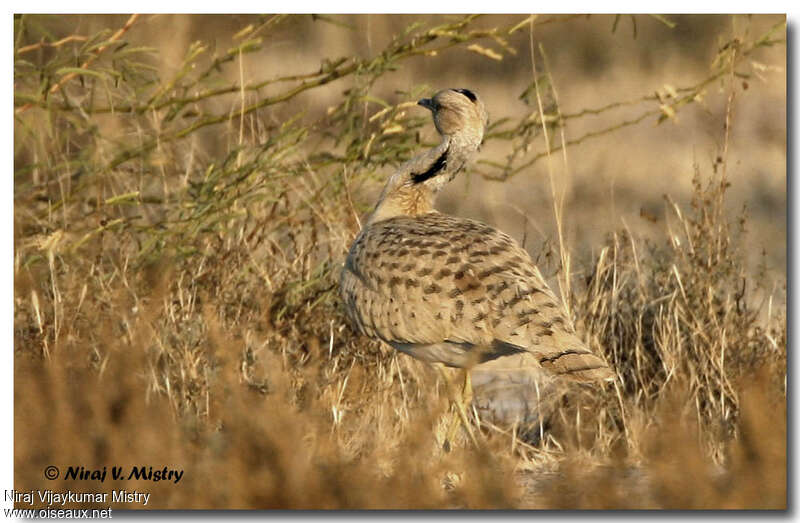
[13,14,785,509]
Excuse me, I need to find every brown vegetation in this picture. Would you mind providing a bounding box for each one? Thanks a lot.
[14,14,785,509]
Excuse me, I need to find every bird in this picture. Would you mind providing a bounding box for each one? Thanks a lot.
[340,88,613,446]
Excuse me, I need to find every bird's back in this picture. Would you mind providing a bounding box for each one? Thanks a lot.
[340,212,612,381]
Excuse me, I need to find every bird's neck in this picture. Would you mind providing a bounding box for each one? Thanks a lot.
[367,135,479,225]
[368,182,437,224]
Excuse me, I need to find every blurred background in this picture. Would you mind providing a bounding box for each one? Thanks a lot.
[17,14,786,272]
[13,14,786,509]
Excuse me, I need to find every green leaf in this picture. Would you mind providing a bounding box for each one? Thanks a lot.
[55,67,109,80]
[649,14,676,29]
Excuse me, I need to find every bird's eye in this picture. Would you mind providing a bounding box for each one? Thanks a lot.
[454,88,477,103]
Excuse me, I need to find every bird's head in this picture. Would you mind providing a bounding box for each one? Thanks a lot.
[366,88,489,224]
[418,88,488,147]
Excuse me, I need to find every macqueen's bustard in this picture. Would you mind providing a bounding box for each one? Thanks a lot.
[340,88,613,446]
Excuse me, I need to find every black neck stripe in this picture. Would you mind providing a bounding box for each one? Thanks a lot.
[454,88,477,103]
[411,148,449,184]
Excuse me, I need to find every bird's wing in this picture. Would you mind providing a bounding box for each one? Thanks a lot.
[484,262,614,382]
[340,214,495,351]
[340,213,613,381]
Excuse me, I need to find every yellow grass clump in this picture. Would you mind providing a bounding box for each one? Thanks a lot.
[13,13,785,509]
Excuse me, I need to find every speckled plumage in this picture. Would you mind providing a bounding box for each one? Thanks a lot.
[340,88,612,385]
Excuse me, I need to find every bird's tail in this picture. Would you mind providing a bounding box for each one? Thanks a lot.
[538,347,615,382]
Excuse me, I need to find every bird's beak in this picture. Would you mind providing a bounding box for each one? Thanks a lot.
[418,98,434,111]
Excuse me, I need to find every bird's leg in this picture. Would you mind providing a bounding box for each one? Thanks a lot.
[450,368,478,447]
[440,366,478,451]
[462,368,473,407]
